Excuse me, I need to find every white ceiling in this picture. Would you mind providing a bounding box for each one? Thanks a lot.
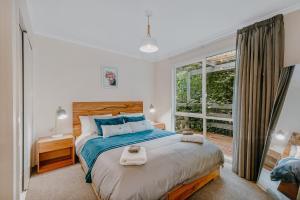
[27,0,300,62]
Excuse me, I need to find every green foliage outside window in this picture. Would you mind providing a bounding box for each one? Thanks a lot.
[176,63,202,113]
[206,69,235,117]
[176,70,188,104]
[207,69,235,105]
[175,59,235,136]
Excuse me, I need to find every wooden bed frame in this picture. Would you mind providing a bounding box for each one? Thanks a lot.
[73,101,220,200]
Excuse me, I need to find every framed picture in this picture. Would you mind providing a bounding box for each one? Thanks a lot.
[102,67,118,88]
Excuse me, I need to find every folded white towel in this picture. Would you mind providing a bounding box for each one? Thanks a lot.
[120,146,147,166]
[181,134,204,144]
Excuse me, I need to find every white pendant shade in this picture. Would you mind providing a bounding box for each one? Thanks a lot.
[139,11,159,54]
[139,36,159,53]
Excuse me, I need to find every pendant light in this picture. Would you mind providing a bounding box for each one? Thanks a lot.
[139,12,159,53]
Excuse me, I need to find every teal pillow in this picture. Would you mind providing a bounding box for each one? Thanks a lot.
[94,117,124,136]
[123,115,145,123]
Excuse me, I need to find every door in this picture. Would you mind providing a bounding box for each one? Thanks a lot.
[22,31,33,191]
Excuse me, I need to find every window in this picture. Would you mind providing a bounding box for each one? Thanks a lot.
[207,119,233,136]
[174,50,236,157]
[206,51,235,120]
[176,62,202,113]
[175,62,203,133]
[175,116,203,133]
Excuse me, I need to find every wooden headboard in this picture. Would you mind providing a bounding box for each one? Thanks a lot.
[72,101,143,137]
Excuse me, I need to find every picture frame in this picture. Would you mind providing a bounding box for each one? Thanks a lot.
[102,67,118,88]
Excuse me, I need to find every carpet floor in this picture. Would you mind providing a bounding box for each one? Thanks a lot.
[26,163,272,200]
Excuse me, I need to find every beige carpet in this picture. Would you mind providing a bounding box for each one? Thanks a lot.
[26,163,271,200]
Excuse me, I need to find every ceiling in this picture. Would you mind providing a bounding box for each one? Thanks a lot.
[27,0,300,62]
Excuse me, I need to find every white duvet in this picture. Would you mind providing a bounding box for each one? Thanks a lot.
[76,134,224,200]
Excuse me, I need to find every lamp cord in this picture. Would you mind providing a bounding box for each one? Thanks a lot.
[54,112,58,134]
[147,15,151,37]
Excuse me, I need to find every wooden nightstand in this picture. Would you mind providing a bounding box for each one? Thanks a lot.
[264,149,281,171]
[151,122,166,130]
[36,134,75,173]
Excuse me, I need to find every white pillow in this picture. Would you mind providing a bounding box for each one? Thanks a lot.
[289,145,296,157]
[79,116,93,135]
[101,123,132,138]
[289,145,300,158]
[295,146,300,159]
[127,120,154,133]
[79,114,113,135]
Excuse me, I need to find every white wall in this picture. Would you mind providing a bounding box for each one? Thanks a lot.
[0,1,16,199]
[284,10,300,67]
[33,35,155,139]
[153,59,173,130]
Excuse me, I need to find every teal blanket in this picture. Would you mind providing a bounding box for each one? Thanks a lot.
[81,129,175,183]
[270,157,300,184]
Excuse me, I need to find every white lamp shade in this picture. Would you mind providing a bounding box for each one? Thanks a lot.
[149,104,156,113]
[56,106,67,119]
[275,130,286,140]
[139,37,159,53]
[275,134,285,140]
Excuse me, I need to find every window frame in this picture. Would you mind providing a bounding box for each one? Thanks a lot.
[172,49,235,136]
[175,61,203,115]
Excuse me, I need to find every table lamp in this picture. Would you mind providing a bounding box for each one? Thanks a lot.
[149,104,155,113]
[52,106,68,138]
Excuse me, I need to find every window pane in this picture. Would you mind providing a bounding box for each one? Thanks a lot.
[207,119,233,157]
[206,51,236,118]
[175,115,203,133]
[207,119,233,137]
[176,62,202,113]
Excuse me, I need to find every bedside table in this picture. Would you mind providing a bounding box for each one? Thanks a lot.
[263,149,281,171]
[151,122,166,130]
[36,134,75,173]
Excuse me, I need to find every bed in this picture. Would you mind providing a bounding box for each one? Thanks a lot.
[73,101,224,200]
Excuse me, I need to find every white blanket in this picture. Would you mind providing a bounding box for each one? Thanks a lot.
[181,134,204,144]
[120,146,147,165]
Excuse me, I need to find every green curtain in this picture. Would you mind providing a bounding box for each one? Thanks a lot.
[232,14,284,181]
